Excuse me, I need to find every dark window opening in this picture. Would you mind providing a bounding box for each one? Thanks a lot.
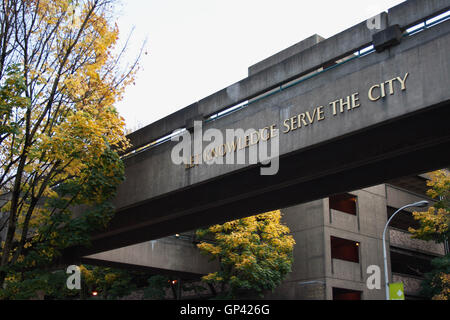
[390,248,433,277]
[329,193,357,215]
[387,206,420,231]
[387,175,430,198]
[331,236,360,263]
[332,287,361,300]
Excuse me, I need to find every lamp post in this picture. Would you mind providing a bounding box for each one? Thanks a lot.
[382,200,428,300]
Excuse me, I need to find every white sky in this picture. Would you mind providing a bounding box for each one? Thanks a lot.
[114,0,405,130]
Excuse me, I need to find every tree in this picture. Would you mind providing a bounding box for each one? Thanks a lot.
[409,170,449,242]
[0,0,141,292]
[409,170,450,300]
[196,210,295,299]
[143,275,172,300]
[419,255,450,300]
[0,263,151,300]
[0,266,79,300]
[79,265,139,300]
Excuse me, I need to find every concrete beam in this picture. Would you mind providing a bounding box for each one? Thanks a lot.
[82,237,219,277]
[388,0,450,30]
[197,15,387,117]
[115,20,450,210]
[67,105,450,258]
[248,34,325,76]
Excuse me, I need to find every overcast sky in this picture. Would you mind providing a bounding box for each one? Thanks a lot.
[114,0,405,130]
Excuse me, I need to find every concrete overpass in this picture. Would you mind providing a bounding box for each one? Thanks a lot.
[68,0,450,264]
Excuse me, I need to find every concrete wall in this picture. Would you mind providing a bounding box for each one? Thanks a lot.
[322,186,387,300]
[248,34,325,76]
[386,184,434,210]
[265,184,388,300]
[263,185,388,300]
[117,19,450,209]
[389,228,445,256]
[267,201,326,299]
[84,237,219,277]
[117,0,450,210]
[265,181,440,300]
[392,273,422,297]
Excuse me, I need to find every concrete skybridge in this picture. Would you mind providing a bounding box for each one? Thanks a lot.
[68,0,450,277]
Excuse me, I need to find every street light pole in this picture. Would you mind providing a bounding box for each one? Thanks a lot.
[382,200,428,300]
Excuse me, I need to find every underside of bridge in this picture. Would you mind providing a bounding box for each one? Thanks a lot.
[64,0,450,264]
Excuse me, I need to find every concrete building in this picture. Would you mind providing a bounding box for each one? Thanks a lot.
[75,0,450,257]
[81,0,450,300]
[86,172,447,300]
[265,174,446,300]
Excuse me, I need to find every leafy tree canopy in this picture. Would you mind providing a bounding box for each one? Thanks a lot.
[409,170,449,242]
[409,170,450,300]
[196,210,295,299]
[419,254,450,300]
[0,0,140,293]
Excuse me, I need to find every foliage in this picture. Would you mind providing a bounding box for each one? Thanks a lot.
[0,268,79,300]
[182,281,208,297]
[0,65,30,137]
[409,170,450,300]
[143,275,171,300]
[80,265,137,300]
[196,210,295,299]
[420,254,450,300]
[143,275,208,300]
[0,0,140,292]
[0,264,147,300]
[409,170,449,242]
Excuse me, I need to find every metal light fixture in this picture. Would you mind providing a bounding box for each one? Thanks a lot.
[382,200,429,300]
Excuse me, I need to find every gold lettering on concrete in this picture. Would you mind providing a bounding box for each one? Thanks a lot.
[368,84,381,101]
[368,73,409,101]
[330,100,339,115]
[185,73,409,170]
[317,106,325,121]
[270,124,278,138]
[351,92,360,109]
[396,72,409,90]
[385,78,396,95]
[283,106,327,133]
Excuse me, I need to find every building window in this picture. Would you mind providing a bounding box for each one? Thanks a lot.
[390,248,433,277]
[331,236,360,263]
[332,287,362,300]
[329,193,357,215]
[387,206,420,231]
